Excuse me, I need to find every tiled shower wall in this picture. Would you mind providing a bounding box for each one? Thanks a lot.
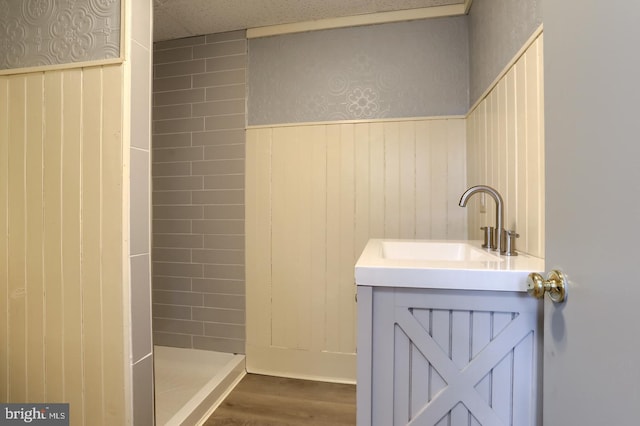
[152,30,246,353]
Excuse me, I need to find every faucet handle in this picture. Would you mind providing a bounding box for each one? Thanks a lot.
[480,226,494,249]
[504,230,520,256]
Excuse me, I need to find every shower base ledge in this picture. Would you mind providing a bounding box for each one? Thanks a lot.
[154,346,246,426]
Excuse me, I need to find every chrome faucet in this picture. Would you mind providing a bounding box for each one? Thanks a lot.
[459,185,505,253]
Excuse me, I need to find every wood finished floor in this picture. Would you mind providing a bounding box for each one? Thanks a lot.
[204,374,356,426]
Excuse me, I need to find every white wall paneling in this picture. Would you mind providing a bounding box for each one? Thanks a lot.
[246,118,467,382]
[0,65,129,424]
[466,34,544,258]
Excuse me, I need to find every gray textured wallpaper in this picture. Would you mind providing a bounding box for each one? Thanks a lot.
[0,0,121,70]
[248,17,469,125]
[468,0,542,105]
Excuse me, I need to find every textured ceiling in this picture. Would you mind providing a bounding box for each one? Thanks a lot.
[153,0,465,41]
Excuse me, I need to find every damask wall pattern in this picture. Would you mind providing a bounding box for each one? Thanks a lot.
[0,0,121,70]
[468,0,542,105]
[248,17,469,125]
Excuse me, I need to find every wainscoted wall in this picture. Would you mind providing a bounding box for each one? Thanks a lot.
[248,17,468,125]
[0,0,121,70]
[0,66,128,424]
[466,33,544,258]
[152,30,247,353]
[246,118,467,382]
[468,0,542,105]
[0,1,154,424]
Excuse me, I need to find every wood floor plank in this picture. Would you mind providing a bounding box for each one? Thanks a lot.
[204,374,356,426]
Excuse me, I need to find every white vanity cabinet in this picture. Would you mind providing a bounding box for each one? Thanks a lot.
[355,240,544,426]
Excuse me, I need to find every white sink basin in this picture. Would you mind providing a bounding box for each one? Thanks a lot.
[382,241,502,262]
[355,239,544,292]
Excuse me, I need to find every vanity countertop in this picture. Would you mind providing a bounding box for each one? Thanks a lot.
[355,239,545,292]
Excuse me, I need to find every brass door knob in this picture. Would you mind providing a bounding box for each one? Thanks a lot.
[527,270,567,303]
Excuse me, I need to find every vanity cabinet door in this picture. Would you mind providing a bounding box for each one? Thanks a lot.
[358,287,541,426]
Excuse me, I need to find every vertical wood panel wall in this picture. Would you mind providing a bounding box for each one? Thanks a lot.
[246,119,467,382]
[0,65,127,424]
[466,34,545,258]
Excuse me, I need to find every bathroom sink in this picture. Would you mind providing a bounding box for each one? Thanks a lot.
[381,240,501,262]
[355,239,544,292]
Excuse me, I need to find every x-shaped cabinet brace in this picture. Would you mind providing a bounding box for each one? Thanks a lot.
[396,308,534,426]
